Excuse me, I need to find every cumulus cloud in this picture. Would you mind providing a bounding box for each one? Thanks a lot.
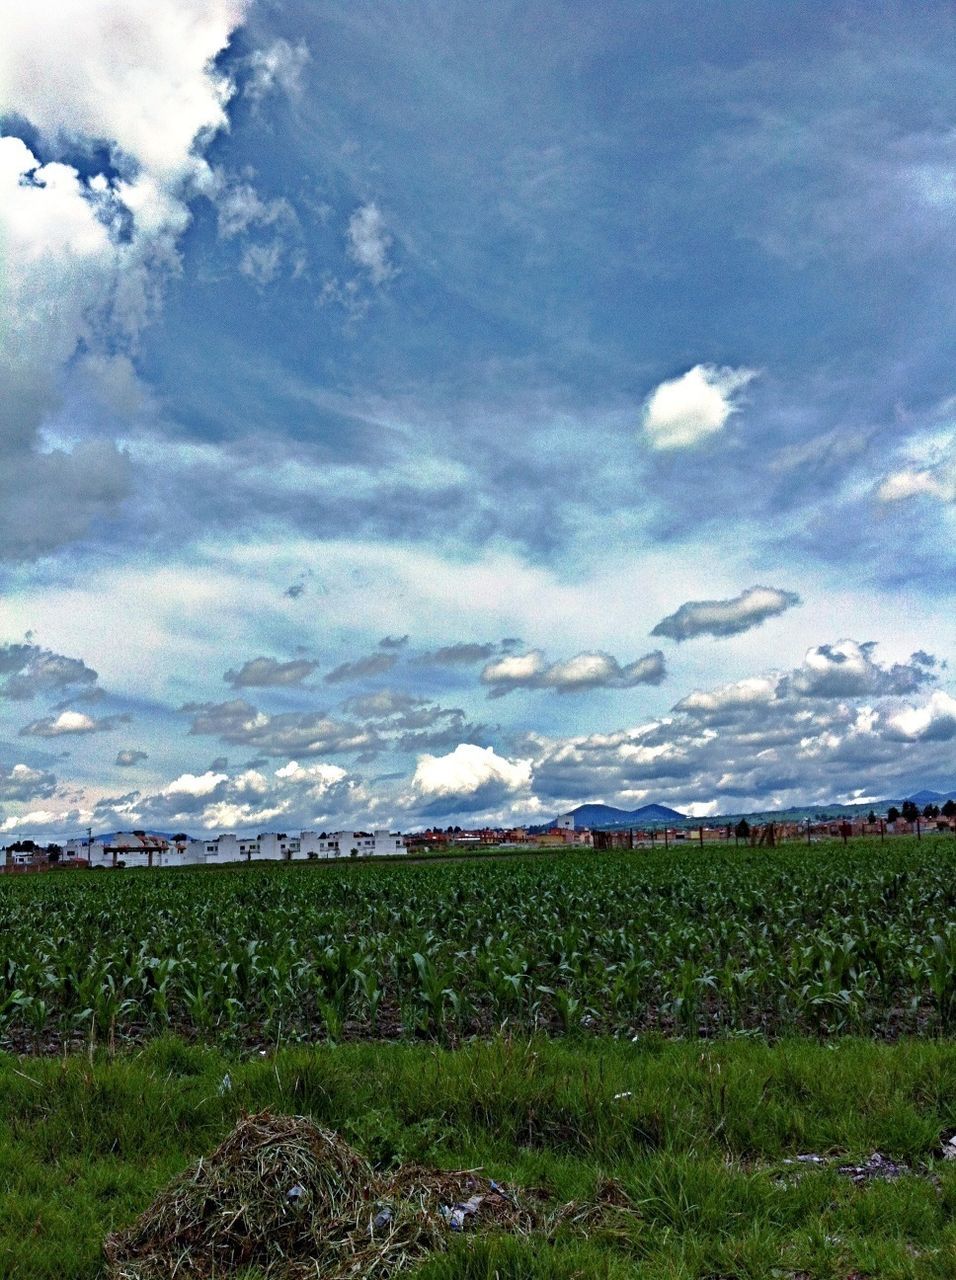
[224,656,319,687]
[0,763,57,802]
[0,1,248,560]
[0,642,98,700]
[651,586,800,641]
[18,710,129,737]
[412,743,532,815]
[115,749,148,767]
[676,677,778,717]
[480,649,666,698]
[884,690,956,742]
[790,640,936,699]
[90,757,360,833]
[347,202,395,285]
[642,364,757,449]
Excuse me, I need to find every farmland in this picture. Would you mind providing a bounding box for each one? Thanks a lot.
[1,837,954,1052]
[2,838,955,1279]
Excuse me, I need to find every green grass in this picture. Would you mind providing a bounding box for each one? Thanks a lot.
[2,1035,955,1278]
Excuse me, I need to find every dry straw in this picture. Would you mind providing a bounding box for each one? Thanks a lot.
[105,1111,635,1279]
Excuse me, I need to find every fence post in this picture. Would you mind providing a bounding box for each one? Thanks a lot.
[880,819,884,842]
[916,817,921,841]
[806,819,811,847]
[699,825,704,848]
[664,827,669,850]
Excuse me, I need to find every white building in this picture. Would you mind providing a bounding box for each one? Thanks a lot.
[62,827,406,869]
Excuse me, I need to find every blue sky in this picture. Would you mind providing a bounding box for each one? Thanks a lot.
[1,1,955,838]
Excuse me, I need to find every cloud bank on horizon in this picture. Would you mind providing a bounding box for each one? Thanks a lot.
[0,1,954,837]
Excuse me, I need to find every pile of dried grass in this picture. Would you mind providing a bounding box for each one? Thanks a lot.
[104,1112,566,1280]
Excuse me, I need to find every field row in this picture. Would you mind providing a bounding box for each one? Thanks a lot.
[1,838,954,1051]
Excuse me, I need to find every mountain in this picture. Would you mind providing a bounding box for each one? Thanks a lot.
[557,802,686,829]
[903,789,956,806]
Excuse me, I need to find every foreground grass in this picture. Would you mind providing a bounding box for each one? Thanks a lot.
[1,1036,955,1278]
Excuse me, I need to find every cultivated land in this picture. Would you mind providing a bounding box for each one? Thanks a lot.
[1,840,954,1278]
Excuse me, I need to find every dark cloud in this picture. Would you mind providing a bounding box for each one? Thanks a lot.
[224,656,319,687]
[115,749,148,767]
[420,642,498,666]
[324,652,398,684]
[0,642,98,700]
[651,587,800,642]
[182,698,380,757]
[378,634,409,650]
[342,690,425,719]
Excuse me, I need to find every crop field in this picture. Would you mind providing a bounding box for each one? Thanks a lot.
[1,837,954,1053]
[2,839,956,1278]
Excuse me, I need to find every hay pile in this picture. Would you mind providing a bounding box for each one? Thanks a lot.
[104,1112,560,1279]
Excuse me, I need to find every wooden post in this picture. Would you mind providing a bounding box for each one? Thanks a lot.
[916,817,921,841]
[880,819,885,842]
[664,827,669,850]
[698,825,704,848]
[806,819,811,847]
[629,827,634,849]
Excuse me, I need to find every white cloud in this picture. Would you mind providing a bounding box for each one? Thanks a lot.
[642,364,757,449]
[413,743,532,799]
[347,202,395,285]
[480,649,666,697]
[677,677,777,715]
[0,1,247,189]
[0,1,248,560]
[878,467,956,503]
[19,710,95,736]
[884,690,956,742]
[162,770,228,798]
[244,37,310,101]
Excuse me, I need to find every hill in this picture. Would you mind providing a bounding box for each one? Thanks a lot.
[556,802,686,829]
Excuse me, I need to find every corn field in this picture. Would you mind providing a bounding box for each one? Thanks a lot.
[1,838,954,1052]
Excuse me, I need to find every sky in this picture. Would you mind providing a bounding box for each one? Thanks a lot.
[1,0,955,840]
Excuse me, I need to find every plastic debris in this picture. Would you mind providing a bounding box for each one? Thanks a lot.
[218,1072,232,1095]
[796,1153,825,1164]
[371,1207,393,1232]
[286,1183,307,1204]
[613,1091,633,1101]
[837,1152,907,1183]
[943,1134,956,1161]
[442,1194,484,1231]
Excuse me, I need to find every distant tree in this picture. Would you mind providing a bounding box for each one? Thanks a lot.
[868,811,877,825]
[887,806,901,823]
[901,800,919,823]
[923,803,940,819]
[942,799,956,818]
[734,818,750,840]
[172,833,189,843]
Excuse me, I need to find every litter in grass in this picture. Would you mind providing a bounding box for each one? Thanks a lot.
[837,1151,907,1183]
[103,1111,640,1279]
[942,1132,956,1161]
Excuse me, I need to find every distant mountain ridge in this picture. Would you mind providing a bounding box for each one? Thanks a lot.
[557,802,686,829]
[903,789,956,805]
